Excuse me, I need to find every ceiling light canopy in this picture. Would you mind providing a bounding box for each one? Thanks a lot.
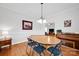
[37,3,47,24]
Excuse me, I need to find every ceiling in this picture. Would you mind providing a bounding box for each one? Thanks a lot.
[0,3,79,20]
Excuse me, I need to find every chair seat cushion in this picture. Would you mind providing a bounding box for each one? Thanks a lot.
[47,47,61,56]
[33,45,46,53]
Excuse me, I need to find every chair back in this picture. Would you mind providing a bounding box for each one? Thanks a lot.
[55,41,63,49]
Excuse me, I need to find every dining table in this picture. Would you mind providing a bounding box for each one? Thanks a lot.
[30,35,61,49]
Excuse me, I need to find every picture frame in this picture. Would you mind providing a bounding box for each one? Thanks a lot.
[22,20,32,30]
[64,20,71,27]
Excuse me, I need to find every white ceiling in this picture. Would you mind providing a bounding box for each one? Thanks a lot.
[0,3,79,19]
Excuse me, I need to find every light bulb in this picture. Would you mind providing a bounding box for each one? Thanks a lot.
[37,19,43,24]
[43,19,47,23]
[37,19,47,24]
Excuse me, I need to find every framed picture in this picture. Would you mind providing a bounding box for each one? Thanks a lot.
[22,20,32,30]
[64,20,71,27]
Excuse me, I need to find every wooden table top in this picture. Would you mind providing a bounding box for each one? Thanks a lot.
[31,35,61,45]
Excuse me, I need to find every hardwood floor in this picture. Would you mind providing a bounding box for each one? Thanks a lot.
[0,42,79,56]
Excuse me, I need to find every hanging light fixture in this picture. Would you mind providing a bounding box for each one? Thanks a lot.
[37,3,47,24]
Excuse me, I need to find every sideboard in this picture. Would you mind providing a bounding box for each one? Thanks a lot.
[56,33,79,49]
[0,37,12,51]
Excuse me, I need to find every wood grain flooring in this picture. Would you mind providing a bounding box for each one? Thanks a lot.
[0,42,79,56]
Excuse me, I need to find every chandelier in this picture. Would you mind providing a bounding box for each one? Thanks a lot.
[37,3,47,24]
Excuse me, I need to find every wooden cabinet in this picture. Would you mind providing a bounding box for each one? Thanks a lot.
[0,38,12,51]
[56,34,79,49]
[62,40,75,48]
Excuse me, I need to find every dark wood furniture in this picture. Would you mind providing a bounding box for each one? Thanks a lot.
[49,32,55,35]
[56,33,79,49]
[0,37,12,51]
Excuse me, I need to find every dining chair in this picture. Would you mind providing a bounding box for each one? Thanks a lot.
[27,38,46,56]
[27,38,37,55]
[47,41,63,56]
[33,43,46,56]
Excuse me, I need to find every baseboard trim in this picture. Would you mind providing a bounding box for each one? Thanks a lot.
[1,40,27,48]
[12,40,27,45]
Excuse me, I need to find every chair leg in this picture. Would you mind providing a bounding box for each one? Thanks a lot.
[30,48,34,56]
[26,44,32,56]
[31,49,34,56]
[38,53,42,56]
[39,52,45,56]
[29,47,32,56]
[59,52,63,56]
[41,52,45,56]
[26,45,29,56]
[50,53,54,56]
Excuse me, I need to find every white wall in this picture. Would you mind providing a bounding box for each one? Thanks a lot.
[1,4,79,44]
[0,7,45,44]
[52,7,79,33]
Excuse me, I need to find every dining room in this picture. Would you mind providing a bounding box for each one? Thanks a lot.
[0,3,79,56]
